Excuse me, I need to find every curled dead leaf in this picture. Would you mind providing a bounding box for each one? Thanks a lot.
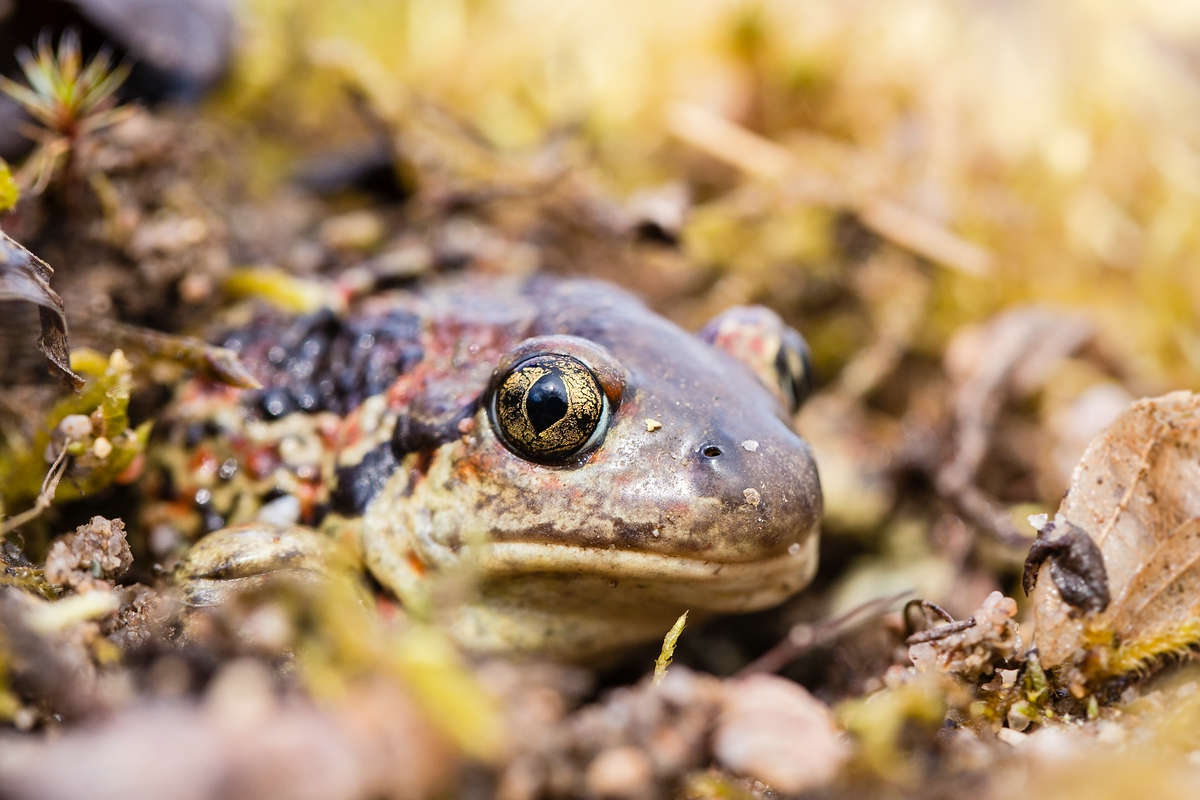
[0,233,83,390]
[1029,391,1200,679]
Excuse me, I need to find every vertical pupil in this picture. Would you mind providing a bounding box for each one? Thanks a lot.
[526,371,569,434]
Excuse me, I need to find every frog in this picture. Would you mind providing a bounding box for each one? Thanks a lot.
[159,275,822,662]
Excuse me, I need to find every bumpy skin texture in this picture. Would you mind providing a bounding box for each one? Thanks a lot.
[170,277,823,661]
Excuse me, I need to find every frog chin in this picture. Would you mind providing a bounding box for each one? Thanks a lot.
[439,533,820,662]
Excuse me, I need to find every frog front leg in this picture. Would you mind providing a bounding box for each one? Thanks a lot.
[173,523,352,606]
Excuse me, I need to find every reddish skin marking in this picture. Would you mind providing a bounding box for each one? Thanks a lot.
[385,370,429,408]
[246,447,281,480]
[317,417,341,449]
[452,453,487,483]
[115,452,146,485]
[375,595,401,622]
[294,480,322,522]
[337,407,363,452]
[405,552,428,577]
[191,448,219,481]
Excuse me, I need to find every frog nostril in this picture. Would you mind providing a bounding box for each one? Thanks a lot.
[701,444,724,458]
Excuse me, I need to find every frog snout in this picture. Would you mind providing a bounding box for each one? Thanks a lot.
[685,427,822,558]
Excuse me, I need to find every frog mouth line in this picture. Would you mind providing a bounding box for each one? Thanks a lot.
[470,537,819,582]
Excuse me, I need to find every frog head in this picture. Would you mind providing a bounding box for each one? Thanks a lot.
[362,279,822,661]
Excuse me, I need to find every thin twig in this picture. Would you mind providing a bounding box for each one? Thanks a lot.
[736,590,911,677]
[906,617,977,645]
[1,445,69,535]
[935,474,1031,549]
[904,598,955,629]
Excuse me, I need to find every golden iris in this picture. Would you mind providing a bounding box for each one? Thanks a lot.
[491,354,605,463]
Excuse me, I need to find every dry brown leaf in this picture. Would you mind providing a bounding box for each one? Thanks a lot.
[1029,391,1200,678]
[0,233,83,390]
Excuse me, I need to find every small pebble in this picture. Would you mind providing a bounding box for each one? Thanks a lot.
[715,674,849,794]
[178,271,214,303]
[12,707,36,732]
[744,488,761,506]
[585,746,653,799]
[997,728,1028,746]
[320,210,385,253]
[645,419,662,432]
[59,414,94,441]
[741,440,758,452]
[149,525,181,557]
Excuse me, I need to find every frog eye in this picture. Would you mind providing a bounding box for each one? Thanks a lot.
[775,326,815,413]
[490,353,610,464]
[699,306,815,415]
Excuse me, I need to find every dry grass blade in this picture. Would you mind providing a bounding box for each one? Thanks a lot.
[653,611,688,685]
[666,102,993,276]
[85,318,262,389]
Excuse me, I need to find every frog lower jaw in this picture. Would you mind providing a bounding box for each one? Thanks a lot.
[444,533,819,662]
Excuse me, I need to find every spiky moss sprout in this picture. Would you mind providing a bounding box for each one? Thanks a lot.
[1083,618,1200,681]
[0,30,131,195]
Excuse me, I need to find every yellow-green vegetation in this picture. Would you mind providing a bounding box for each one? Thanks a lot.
[1082,619,1200,682]
[0,658,19,724]
[0,565,55,602]
[680,771,760,800]
[224,267,330,314]
[292,556,504,762]
[653,610,688,686]
[0,30,131,193]
[997,651,1052,730]
[838,674,955,780]
[0,160,19,212]
[0,30,129,138]
[0,349,150,512]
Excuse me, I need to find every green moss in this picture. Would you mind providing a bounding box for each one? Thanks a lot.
[0,349,151,512]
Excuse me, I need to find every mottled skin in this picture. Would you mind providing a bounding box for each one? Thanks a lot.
[169,277,822,661]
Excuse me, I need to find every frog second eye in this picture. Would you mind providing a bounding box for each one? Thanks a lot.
[699,305,815,415]
[775,326,815,413]
[490,354,608,464]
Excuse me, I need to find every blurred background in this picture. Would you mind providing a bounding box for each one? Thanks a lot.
[3,1,1200,797]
